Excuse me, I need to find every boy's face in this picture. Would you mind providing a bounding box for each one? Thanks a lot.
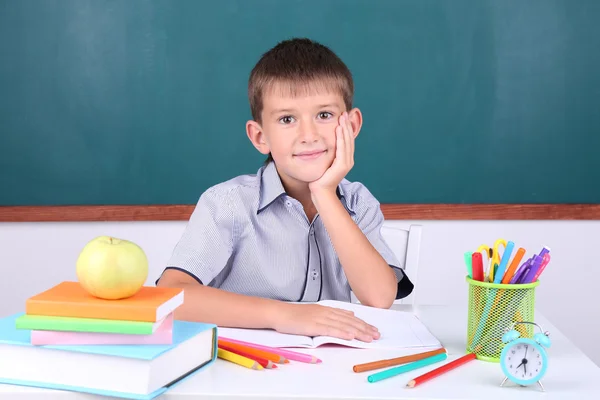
[246,82,362,191]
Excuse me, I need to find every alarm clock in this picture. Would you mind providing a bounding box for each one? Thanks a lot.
[500,321,551,391]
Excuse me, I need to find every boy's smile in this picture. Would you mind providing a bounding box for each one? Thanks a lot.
[294,149,327,161]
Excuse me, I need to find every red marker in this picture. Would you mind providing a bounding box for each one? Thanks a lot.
[471,252,484,281]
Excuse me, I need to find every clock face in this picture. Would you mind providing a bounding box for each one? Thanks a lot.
[502,340,546,384]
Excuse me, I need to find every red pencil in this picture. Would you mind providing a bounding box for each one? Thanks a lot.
[406,352,476,388]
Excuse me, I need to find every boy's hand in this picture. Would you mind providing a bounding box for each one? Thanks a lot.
[273,302,380,342]
[308,112,355,196]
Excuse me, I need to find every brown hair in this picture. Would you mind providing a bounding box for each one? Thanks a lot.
[248,38,354,163]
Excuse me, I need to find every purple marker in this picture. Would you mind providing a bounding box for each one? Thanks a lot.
[510,258,532,284]
[521,255,543,283]
[538,246,551,259]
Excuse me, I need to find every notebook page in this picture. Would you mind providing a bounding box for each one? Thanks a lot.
[217,327,314,348]
[311,300,442,349]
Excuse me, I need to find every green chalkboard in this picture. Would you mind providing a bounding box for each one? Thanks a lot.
[1,0,599,206]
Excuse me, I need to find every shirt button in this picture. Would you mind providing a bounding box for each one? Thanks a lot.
[312,270,319,279]
[285,201,292,207]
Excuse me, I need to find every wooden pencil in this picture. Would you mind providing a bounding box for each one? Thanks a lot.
[353,347,447,373]
[406,352,476,388]
[218,343,277,369]
[217,339,288,364]
[217,348,264,370]
[220,336,321,364]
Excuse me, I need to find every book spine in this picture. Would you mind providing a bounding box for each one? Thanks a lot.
[15,317,155,335]
[30,329,173,345]
[25,301,157,322]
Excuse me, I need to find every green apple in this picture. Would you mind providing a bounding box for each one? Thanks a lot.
[76,236,149,300]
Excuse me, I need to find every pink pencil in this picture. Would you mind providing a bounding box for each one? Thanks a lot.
[219,337,322,364]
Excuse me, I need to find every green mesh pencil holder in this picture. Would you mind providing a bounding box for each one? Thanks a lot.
[466,276,539,362]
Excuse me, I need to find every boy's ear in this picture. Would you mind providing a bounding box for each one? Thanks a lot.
[246,120,270,155]
[348,107,363,139]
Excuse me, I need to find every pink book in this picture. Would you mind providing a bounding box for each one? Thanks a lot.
[30,313,174,345]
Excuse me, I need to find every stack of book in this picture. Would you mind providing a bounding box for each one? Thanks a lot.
[0,281,218,400]
[17,281,183,345]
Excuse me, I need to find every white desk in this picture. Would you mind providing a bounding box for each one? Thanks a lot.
[2,305,600,399]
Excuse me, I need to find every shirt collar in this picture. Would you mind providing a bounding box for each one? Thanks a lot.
[257,162,355,215]
[257,162,287,213]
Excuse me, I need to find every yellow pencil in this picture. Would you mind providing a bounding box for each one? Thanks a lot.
[218,348,264,370]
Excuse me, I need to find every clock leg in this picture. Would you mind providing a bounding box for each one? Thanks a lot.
[500,377,508,387]
[537,381,545,392]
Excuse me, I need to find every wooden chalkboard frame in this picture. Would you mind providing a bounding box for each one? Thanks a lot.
[1,204,599,221]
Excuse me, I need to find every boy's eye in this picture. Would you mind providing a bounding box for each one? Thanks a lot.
[278,116,295,124]
[318,112,333,120]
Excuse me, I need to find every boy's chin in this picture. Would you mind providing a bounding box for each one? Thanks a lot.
[291,168,329,184]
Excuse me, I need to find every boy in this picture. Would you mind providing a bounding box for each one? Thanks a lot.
[156,38,413,343]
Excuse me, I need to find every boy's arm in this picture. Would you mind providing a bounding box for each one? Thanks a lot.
[311,191,398,308]
[309,111,402,309]
[157,269,379,341]
[156,269,281,328]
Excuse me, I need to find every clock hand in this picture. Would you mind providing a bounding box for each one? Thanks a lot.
[516,361,524,370]
[523,345,529,375]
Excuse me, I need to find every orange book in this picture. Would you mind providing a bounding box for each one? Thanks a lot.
[25,281,184,322]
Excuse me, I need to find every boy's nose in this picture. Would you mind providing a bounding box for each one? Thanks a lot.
[298,121,319,143]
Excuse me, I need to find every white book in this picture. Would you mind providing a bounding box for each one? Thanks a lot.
[219,300,442,349]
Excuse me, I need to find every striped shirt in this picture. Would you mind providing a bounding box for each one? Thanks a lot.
[160,161,413,302]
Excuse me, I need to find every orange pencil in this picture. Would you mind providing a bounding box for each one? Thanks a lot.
[217,339,288,364]
[406,352,476,388]
[218,343,278,369]
[353,348,447,373]
[502,247,526,284]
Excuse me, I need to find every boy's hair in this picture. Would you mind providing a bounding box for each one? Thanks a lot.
[248,38,354,163]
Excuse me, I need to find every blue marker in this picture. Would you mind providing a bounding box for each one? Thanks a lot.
[493,240,515,283]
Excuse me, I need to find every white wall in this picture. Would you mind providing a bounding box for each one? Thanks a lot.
[0,219,598,367]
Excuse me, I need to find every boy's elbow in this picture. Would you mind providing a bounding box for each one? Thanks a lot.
[367,268,415,309]
[364,298,394,309]
[364,292,396,309]
[365,269,403,309]
[360,284,397,309]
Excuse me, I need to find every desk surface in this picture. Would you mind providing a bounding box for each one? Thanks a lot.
[2,305,600,400]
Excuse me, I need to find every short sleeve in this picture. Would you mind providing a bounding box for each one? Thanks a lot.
[353,195,414,300]
[159,187,235,285]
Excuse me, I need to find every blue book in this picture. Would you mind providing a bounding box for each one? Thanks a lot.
[0,313,217,399]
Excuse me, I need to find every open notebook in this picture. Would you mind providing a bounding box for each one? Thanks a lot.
[218,300,441,349]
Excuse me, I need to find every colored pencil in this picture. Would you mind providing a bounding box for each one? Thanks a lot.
[217,339,288,364]
[217,348,264,370]
[219,336,321,364]
[353,347,446,373]
[218,343,277,369]
[501,247,525,284]
[406,352,476,388]
[367,353,447,383]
